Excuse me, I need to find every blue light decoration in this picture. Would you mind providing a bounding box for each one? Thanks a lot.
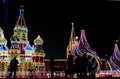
[19,8,24,16]
[0,27,8,52]
[0,43,8,52]
[14,28,28,32]
[24,41,33,52]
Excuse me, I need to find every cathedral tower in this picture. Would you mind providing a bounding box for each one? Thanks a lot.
[9,5,33,74]
[10,5,28,50]
[33,35,45,71]
[66,23,78,58]
[0,27,8,74]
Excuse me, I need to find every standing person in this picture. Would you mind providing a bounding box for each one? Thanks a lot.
[82,53,88,78]
[88,61,92,77]
[75,54,83,78]
[49,56,55,78]
[67,54,74,78]
[9,57,19,78]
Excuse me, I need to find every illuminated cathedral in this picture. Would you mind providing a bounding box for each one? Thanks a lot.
[0,5,46,74]
[1,4,120,78]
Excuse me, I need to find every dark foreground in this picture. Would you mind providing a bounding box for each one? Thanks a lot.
[1,77,120,79]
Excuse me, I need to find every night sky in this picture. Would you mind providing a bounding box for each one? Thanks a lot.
[0,1,120,59]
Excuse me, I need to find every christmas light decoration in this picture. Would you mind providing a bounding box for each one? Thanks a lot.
[0,5,46,77]
[66,23,102,74]
[109,43,120,70]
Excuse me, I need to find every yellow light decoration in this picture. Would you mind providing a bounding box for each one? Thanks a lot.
[107,61,112,70]
[0,27,7,44]
[34,35,43,45]
[86,52,101,74]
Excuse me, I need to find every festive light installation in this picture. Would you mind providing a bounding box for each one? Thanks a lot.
[0,5,46,76]
[66,23,78,58]
[0,27,8,73]
[72,29,99,56]
[33,35,46,71]
[109,43,120,70]
[67,24,102,73]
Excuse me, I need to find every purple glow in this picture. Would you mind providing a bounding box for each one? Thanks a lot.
[71,29,102,73]
[109,43,120,70]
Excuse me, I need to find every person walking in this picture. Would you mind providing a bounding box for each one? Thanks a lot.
[82,53,88,78]
[75,54,83,78]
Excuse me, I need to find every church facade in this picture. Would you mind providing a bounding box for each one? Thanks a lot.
[0,5,45,74]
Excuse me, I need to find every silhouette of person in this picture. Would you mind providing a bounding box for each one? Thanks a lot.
[88,61,92,77]
[49,56,55,78]
[9,57,19,78]
[67,54,74,78]
[82,53,88,78]
[75,54,83,78]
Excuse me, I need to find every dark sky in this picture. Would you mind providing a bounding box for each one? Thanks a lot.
[0,1,120,59]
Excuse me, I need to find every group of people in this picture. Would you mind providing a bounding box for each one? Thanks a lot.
[8,54,95,78]
[67,53,95,78]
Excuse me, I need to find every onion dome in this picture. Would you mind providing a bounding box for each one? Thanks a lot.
[0,27,7,44]
[34,35,43,45]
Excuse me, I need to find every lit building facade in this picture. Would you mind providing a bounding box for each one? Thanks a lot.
[0,27,8,73]
[0,5,46,73]
[0,5,117,78]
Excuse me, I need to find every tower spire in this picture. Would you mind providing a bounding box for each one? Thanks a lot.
[70,22,75,41]
[19,5,24,16]
[0,27,7,44]
[11,5,28,43]
[66,22,77,58]
[15,5,26,27]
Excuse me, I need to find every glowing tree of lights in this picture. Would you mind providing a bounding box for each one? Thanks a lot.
[71,29,102,74]
[109,43,120,70]
[72,29,98,56]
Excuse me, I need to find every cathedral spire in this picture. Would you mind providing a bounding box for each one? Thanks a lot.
[19,5,24,16]
[15,5,27,28]
[70,22,75,41]
[66,22,77,58]
[0,27,7,44]
[11,5,28,43]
